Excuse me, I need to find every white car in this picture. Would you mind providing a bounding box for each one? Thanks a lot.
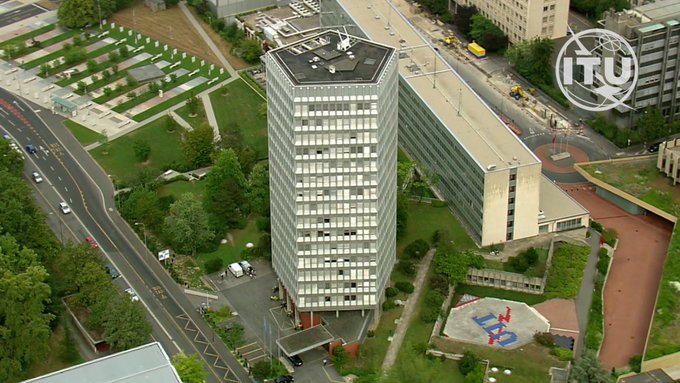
[32,171,43,183]
[125,288,140,302]
[59,202,71,214]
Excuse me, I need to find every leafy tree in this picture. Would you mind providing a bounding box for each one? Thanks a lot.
[203,149,248,229]
[120,188,164,230]
[39,63,50,77]
[133,138,151,162]
[570,352,612,383]
[125,167,161,190]
[103,86,113,97]
[183,123,215,168]
[86,59,97,73]
[571,0,629,18]
[164,193,214,256]
[165,0,179,6]
[186,94,200,116]
[251,359,287,380]
[435,250,485,284]
[636,107,666,144]
[222,22,244,44]
[0,140,24,177]
[459,351,481,375]
[119,45,129,58]
[239,39,263,64]
[412,168,440,202]
[246,164,270,215]
[58,0,116,29]
[89,292,151,351]
[238,145,257,175]
[465,365,485,383]
[405,239,430,260]
[126,74,138,88]
[454,5,477,36]
[396,192,408,239]
[469,14,507,52]
[0,235,54,382]
[77,81,87,93]
[172,353,207,383]
[64,46,87,65]
[332,346,350,369]
[108,51,119,62]
[506,38,554,86]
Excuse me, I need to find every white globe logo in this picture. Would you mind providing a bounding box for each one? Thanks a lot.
[555,28,639,112]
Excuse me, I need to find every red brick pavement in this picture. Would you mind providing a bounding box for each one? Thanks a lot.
[562,184,672,368]
[534,143,590,174]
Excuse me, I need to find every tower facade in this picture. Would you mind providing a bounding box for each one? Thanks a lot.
[266,31,397,320]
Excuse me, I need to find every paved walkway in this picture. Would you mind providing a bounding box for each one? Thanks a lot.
[572,226,603,358]
[201,92,221,142]
[179,1,236,77]
[381,248,436,372]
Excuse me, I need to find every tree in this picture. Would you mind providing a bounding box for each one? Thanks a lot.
[172,353,207,383]
[506,38,554,86]
[0,140,24,177]
[183,123,215,168]
[459,351,481,375]
[120,188,164,230]
[186,94,200,117]
[239,39,263,64]
[453,5,477,36]
[51,244,109,300]
[0,235,54,382]
[332,346,350,369]
[119,45,129,58]
[238,145,257,175]
[39,63,50,77]
[571,0,629,18]
[86,58,97,73]
[89,292,151,351]
[435,249,485,284]
[221,122,243,151]
[396,192,408,239]
[203,149,247,228]
[164,193,214,256]
[636,107,666,144]
[125,167,161,190]
[133,138,151,162]
[58,0,116,28]
[246,164,270,215]
[570,352,612,383]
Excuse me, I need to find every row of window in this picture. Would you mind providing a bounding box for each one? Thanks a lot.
[297,201,376,213]
[295,132,376,145]
[297,256,378,267]
[299,228,375,238]
[296,174,377,185]
[297,117,377,130]
[295,102,377,115]
[298,268,376,281]
[297,215,377,229]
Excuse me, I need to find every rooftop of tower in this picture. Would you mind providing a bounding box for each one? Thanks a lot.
[269,30,394,85]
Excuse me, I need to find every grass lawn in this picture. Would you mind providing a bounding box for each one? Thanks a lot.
[64,119,105,146]
[197,217,261,271]
[544,243,590,299]
[352,305,406,372]
[90,116,185,182]
[157,179,206,200]
[210,79,268,159]
[454,284,547,306]
[398,201,476,256]
[0,24,55,51]
[175,101,208,129]
[432,337,562,383]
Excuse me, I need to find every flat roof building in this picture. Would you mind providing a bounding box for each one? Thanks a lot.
[266,30,398,326]
[598,0,680,128]
[318,0,588,246]
[449,0,569,43]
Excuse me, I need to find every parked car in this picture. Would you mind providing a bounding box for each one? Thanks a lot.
[274,376,294,383]
[105,265,120,279]
[2,133,10,140]
[287,354,303,367]
[59,202,71,214]
[125,288,139,302]
[25,144,37,154]
[85,236,98,248]
[32,171,43,183]
[648,142,661,153]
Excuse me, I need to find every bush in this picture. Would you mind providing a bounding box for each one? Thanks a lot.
[395,281,414,294]
[256,216,270,233]
[204,257,224,274]
[522,247,539,265]
[420,290,445,323]
[332,346,349,369]
[465,365,485,383]
[596,252,610,275]
[507,255,529,273]
[367,330,375,338]
[629,355,642,373]
[603,229,618,247]
[429,273,449,295]
[590,220,603,233]
[404,239,430,260]
[385,287,397,298]
[396,259,415,276]
[534,332,554,347]
[382,301,396,311]
[550,347,573,361]
[458,351,480,376]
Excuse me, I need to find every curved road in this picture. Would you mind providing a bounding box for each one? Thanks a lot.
[0,87,249,383]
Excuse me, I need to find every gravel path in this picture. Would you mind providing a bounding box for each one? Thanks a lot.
[381,248,436,372]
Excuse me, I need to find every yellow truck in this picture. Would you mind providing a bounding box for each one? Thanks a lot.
[467,42,486,58]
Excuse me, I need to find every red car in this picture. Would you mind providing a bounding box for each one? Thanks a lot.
[85,236,98,248]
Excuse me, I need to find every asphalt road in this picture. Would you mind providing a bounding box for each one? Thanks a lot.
[0,4,46,29]
[0,88,250,383]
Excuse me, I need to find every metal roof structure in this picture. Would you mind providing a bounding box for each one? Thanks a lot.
[22,342,182,383]
[636,0,680,22]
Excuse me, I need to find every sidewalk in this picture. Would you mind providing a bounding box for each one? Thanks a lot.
[381,248,436,372]
[573,229,602,358]
[201,91,221,142]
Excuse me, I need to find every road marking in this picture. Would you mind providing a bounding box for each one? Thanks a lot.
[50,165,55,171]
[7,119,14,126]
[57,175,61,180]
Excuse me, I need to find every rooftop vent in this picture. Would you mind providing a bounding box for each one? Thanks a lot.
[349,55,355,60]
[311,65,318,69]
[328,65,336,74]
[487,164,496,171]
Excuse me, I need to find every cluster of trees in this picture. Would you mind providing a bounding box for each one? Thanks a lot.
[590,108,680,148]
[469,13,508,52]
[189,0,263,64]
[433,230,485,285]
[571,0,629,19]
[458,351,485,383]
[505,246,539,273]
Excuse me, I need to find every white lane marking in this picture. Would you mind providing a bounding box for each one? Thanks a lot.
[7,120,15,126]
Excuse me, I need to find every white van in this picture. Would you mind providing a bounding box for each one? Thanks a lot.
[228,262,244,278]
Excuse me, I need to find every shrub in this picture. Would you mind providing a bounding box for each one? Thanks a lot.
[534,332,554,347]
[382,301,396,311]
[507,255,529,273]
[367,330,375,338]
[458,351,480,375]
[395,281,414,294]
[256,216,271,233]
[629,355,642,373]
[332,346,349,369]
[522,247,539,265]
[596,253,610,275]
[396,259,415,276]
[204,257,224,274]
[385,287,397,298]
[590,220,603,233]
[603,228,618,247]
[404,239,429,260]
[551,347,573,361]
[465,365,485,383]
[429,273,449,295]
[133,139,151,161]
[420,290,445,322]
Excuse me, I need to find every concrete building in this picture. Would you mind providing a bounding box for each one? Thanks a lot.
[449,0,569,43]
[265,30,398,326]
[599,0,680,128]
[208,0,283,21]
[22,342,182,383]
[657,139,680,184]
[319,0,589,247]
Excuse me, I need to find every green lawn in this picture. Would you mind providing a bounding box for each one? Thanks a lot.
[210,79,268,159]
[398,201,476,256]
[63,120,105,146]
[90,116,185,182]
[157,179,206,200]
[454,284,547,306]
[544,243,590,299]
[0,24,55,51]
[352,305,406,372]
[175,102,208,129]
[197,217,261,271]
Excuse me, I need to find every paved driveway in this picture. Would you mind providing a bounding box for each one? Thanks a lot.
[564,185,672,368]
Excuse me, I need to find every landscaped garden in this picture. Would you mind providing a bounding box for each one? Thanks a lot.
[6,22,230,122]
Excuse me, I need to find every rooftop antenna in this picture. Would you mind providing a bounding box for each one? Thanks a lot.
[337,26,351,51]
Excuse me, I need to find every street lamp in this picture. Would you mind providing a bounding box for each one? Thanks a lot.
[134,222,146,249]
